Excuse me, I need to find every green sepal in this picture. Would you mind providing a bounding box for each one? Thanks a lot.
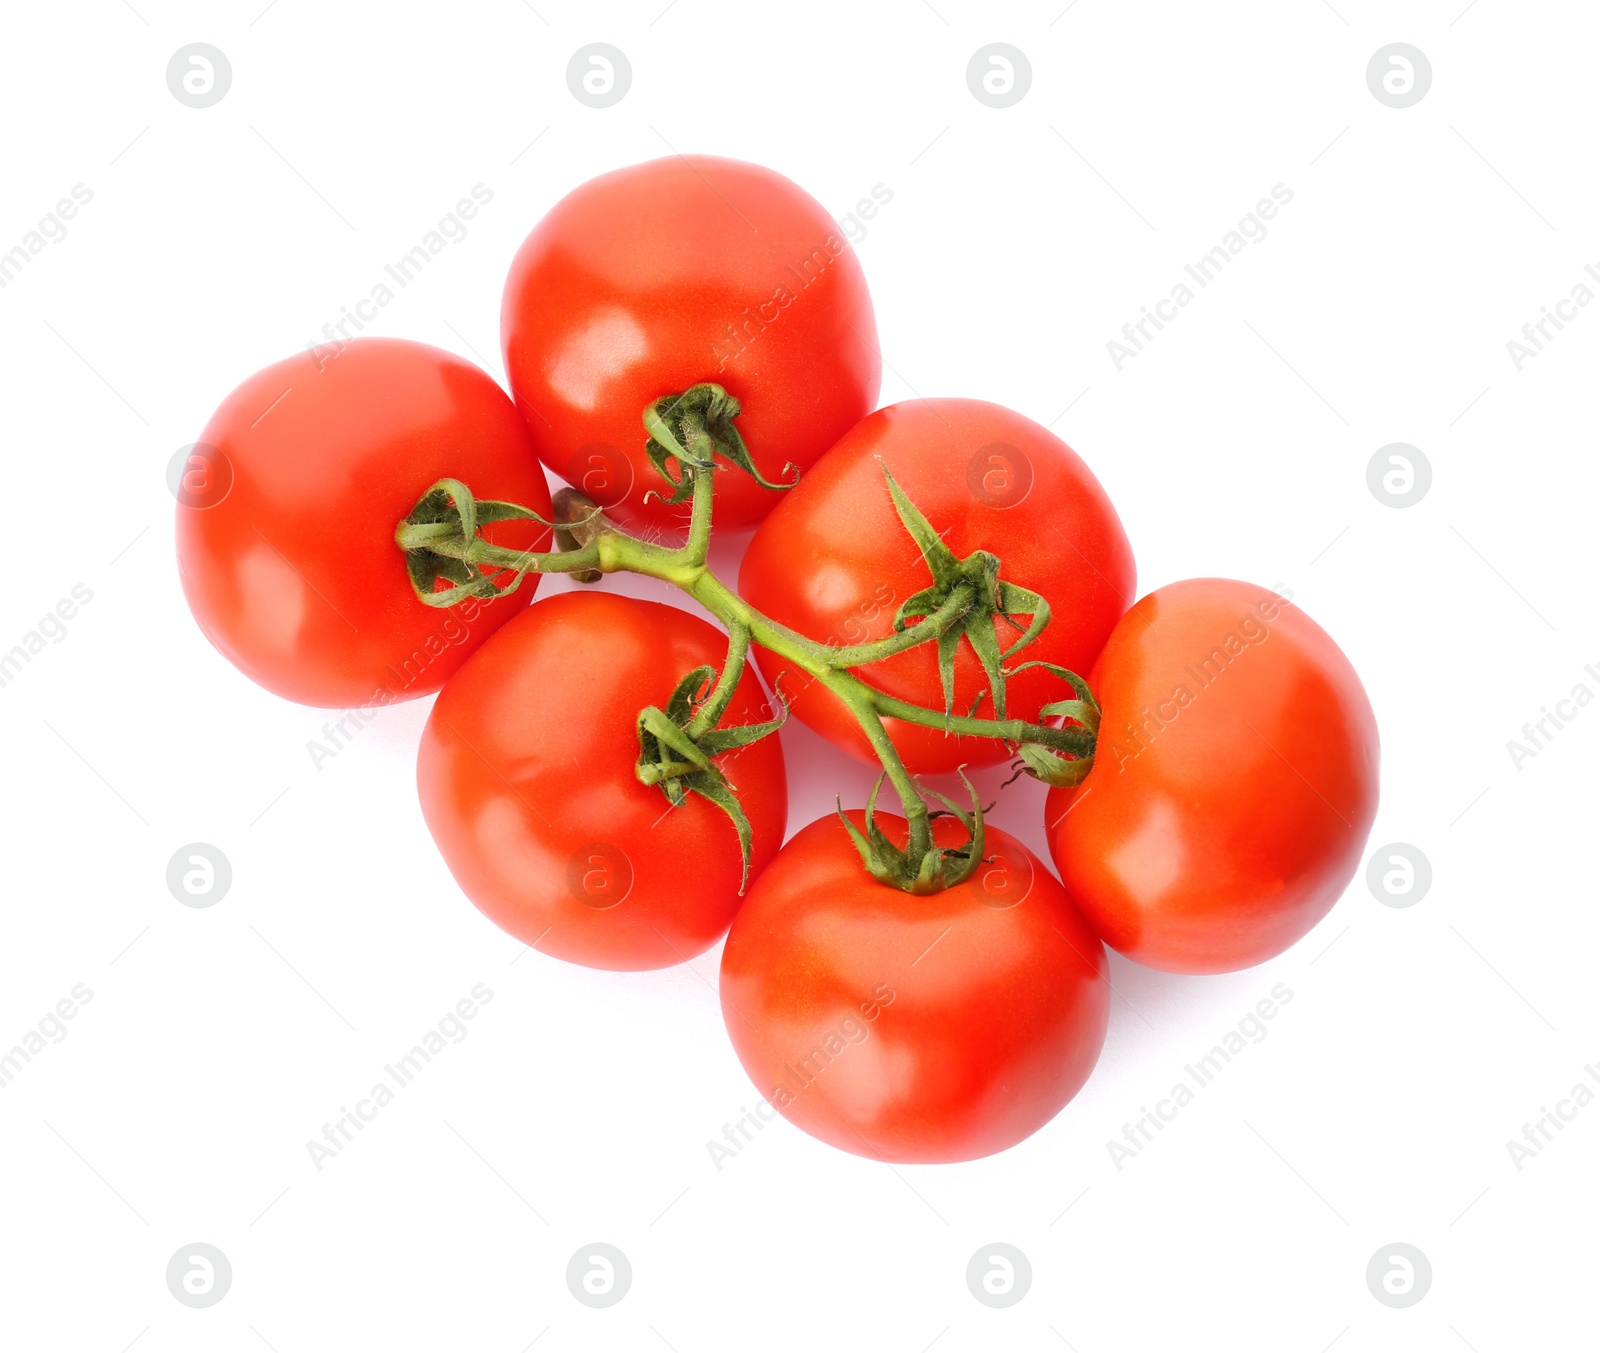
[1008,661,1102,732]
[836,771,987,896]
[396,479,566,608]
[633,642,788,894]
[642,383,797,506]
[1012,740,1096,787]
[636,706,716,779]
[882,466,958,575]
[696,698,788,755]
[664,667,718,726]
[933,625,962,727]
[879,461,1050,722]
[1004,660,1102,786]
[682,770,756,890]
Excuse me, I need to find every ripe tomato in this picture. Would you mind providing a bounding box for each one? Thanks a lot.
[720,812,1109,1163]
[418,591,787,972]
[1046,579,1379,974]
[739,399,1135,773]
[176,338,551,707]
[501,155,880,533]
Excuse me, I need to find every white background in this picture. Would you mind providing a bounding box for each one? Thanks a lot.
[1,1,1595,1349]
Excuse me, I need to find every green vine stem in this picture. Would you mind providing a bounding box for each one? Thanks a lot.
[394,385,1099,893]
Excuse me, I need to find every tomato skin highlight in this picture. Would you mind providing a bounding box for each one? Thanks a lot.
[720,813,1109,1163]
[418,592,787,972]
[739,398,1136,773]
[175,338,551,707]
[501,155,881,533]
[1046,579,1379,975]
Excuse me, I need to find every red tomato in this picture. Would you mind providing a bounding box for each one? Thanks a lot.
[739,399,1135,773]
[720,812,1109,1162]
[176,338,550,707]
[418,591,787,972]
[501,155,880,533]
[1046,579,1379,974]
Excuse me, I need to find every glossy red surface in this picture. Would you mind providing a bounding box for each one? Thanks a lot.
[177,338,550,707]
[501,155,881,533]
[1047,579,1379,973]
[721,812,1109,1162]
[419,592,787,971]
[741,398,1135,772]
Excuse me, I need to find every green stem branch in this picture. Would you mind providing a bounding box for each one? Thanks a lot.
[685,622,750,740]
[821,584,975,669]
[394,426,1097,892]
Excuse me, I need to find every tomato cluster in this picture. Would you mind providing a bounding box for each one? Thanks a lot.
[177,155,1378,1164]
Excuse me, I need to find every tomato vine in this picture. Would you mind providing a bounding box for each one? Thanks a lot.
[393,384,1101,894]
